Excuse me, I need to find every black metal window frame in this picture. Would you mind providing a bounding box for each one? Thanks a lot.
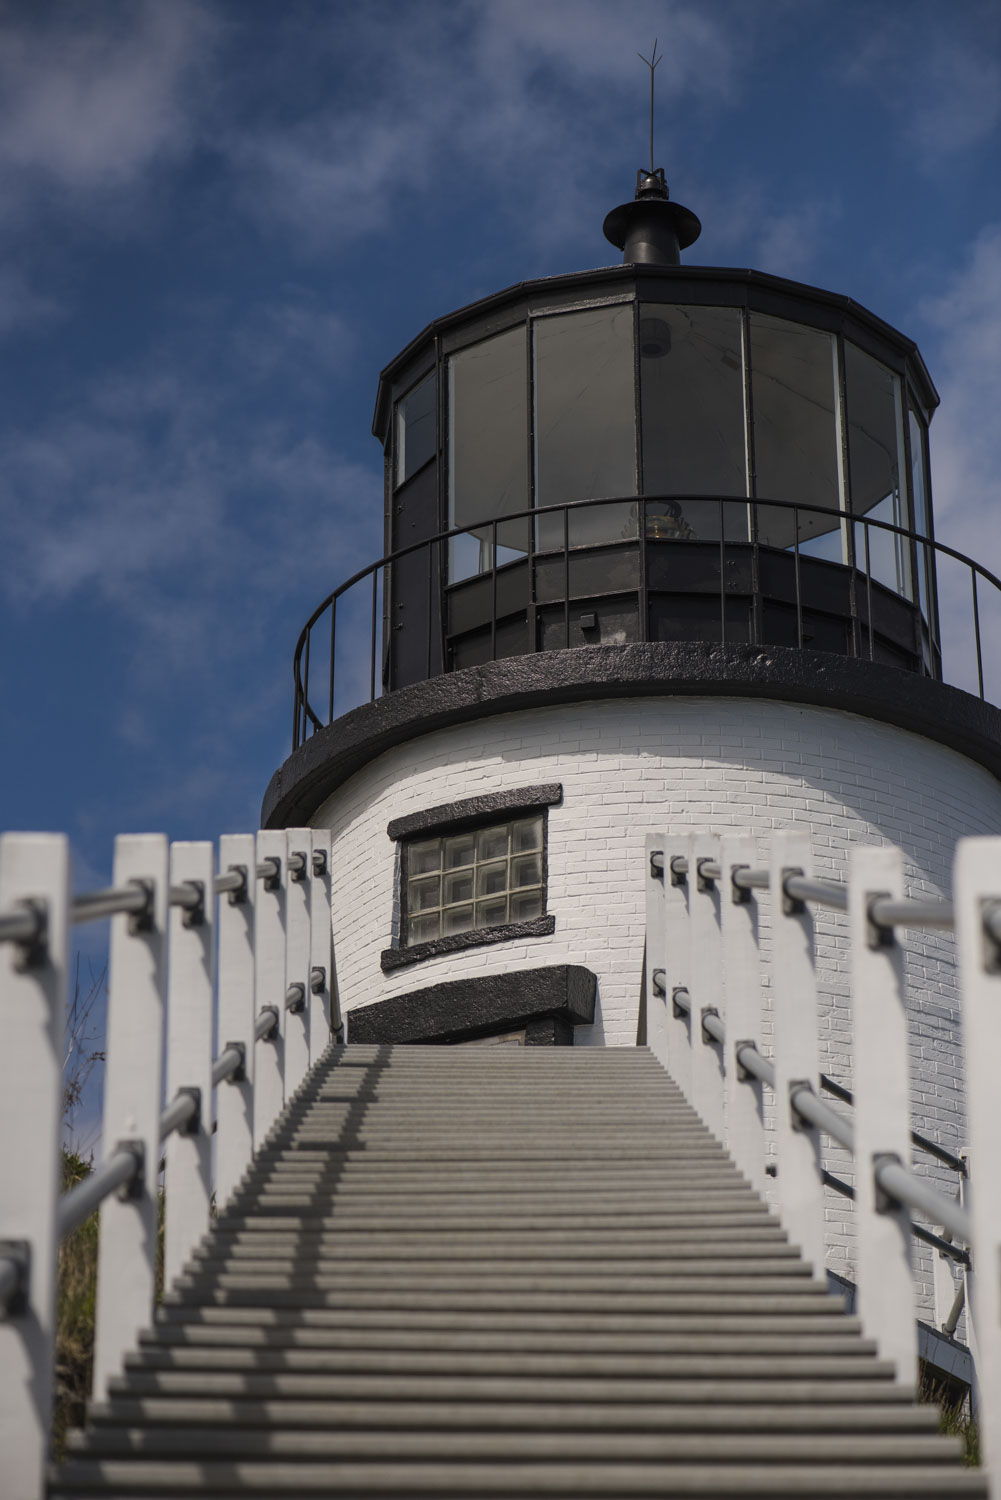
[381,784,562,973]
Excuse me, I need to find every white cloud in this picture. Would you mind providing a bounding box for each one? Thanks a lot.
[232,293,355,384]
[225,0,749,254]
[846,9,1001,161]
[0,1,218,212]
[0,265,61,335]
[700,184,841,280]
[0,352,380,670]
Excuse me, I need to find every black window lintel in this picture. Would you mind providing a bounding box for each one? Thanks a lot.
[387,783,563,842]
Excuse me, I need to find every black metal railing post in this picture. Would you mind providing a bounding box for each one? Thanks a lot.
[328,598,336,726]
[972,568,985,700]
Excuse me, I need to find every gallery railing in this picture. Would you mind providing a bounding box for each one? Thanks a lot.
[290,494,1001,750]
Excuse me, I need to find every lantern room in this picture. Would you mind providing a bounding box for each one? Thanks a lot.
[373,171,939,694]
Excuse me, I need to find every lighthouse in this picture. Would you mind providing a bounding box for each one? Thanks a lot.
[262,165,1001,1309]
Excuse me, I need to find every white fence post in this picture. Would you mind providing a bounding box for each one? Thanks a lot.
[283,829,312,1099]
[253,830,286,1148]
[0,834,70,1500]
[664,832,695,1104]
[215,834,257,1211]
[689,833,725,1142]
[309,829,335,1057]
[849,843,917,1387]
[93,834,168,1397]
[769,830,825,1276]
[954,836,1001,1490]
[720,834,767,1196]
[163,841,215,1290]
[643,834,670,1067]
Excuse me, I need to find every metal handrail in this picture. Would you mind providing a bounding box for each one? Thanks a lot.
[876,1159,972,1245]
[790,1084,855,1152]
[734,1042,775,1089]
[56,1025,264,1242]
[291,490,1001,747]
[255,1006,279,1042]
[0,861,280,952]
[657,858,958,934]
[685,994,974,1249]
[59,1146,142,1240]
[733,867,770,892]
[784,874,849,913]
[211,1045,245,1088]
[72,882,151,924]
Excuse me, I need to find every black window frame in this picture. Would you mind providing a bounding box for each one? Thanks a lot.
[381,784,562,972]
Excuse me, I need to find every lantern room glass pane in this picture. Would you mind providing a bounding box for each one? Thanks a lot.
[640,305,747,541]
[395,373,436,485]
[846,342,911,599]
[448,325,529,582]
[534,305,637,550]
[750,314,842,554]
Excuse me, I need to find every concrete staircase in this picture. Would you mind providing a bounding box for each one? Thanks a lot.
[52,1044,984,1497]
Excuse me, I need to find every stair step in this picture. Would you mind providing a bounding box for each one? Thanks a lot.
[191,1247,799,1268]
[124,1348,892,1379]
[141,1326,877,1355]
[247,1161,739,1176]
[237,1194,765,1212]
[106,1373,902,1401]
[214,1210,778,1231]
[67,1427,962,1464]
[49,1457,987,1496]
[161,1290,846,1313]
[173,1276,824,1301]
[87,1397,939,1432]
[154,1306,860,1333]
[186,1254,805,1277]
[199,1227,790,1249]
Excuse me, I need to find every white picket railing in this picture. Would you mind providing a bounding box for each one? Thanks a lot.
[644,830,1001,1496]
[0,828,341,1500]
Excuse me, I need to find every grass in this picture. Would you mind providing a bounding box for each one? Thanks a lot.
[920,1364,980,1467]
[53,1151,98,1461]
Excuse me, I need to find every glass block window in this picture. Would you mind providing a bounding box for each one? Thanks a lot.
[403,815,545,947]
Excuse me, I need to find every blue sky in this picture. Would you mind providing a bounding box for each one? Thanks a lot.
[1,0,999,891]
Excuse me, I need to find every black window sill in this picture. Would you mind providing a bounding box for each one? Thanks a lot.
[381,914,556,972]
